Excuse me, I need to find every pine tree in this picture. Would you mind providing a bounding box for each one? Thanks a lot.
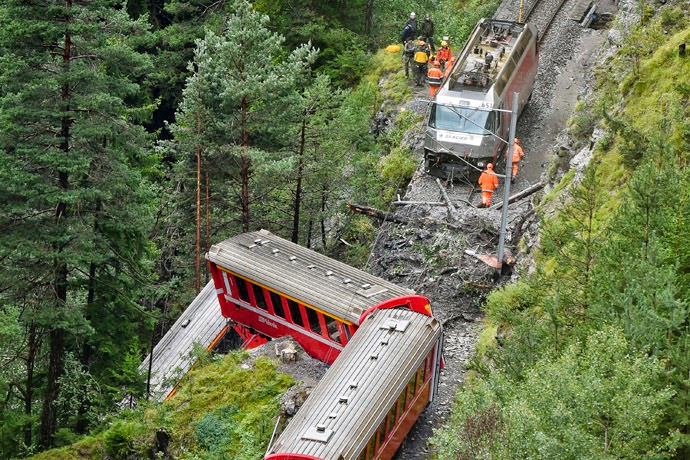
[0,0,155,450]
[167,0,317,268]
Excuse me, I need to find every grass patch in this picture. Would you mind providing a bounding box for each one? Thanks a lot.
[26,352,294,460]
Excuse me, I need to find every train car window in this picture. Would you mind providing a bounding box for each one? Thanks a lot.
[385,406,395,436]
[236,278,251,303]
[286,299,304,327]
[358,450,366,460]
[523,27,533,44]
[416,364,425,393]
[376,419,386,453]
[396,392,406,421]
[344,324,354,341]
[268,291,286,318]
[253,284,268,311]
[305,307,322,335]
[325,315,341,343]
[366,435,376,460]
[407,375,416,405]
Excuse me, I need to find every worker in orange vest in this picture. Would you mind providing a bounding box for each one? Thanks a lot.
[507,138,525,182]
[443,56,455,77]
[427,57,443,98]
[478,163,499,208]
[436,40,453,73]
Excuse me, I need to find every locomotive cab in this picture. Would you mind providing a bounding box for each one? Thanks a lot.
[424,96,500,183]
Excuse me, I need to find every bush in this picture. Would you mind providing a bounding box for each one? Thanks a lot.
[103,420,150,460]
[379,145,416,191]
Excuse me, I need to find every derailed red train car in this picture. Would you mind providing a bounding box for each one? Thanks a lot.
[206,229,434,364]
[424,19,539,182]
[265,307,443,460]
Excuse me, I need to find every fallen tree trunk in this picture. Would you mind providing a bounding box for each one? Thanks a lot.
[346,203,410,224]
[490,181,545,210]
[436,178,463,221]
[393,200,446,206]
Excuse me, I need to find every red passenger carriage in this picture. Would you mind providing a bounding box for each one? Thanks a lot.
[206,229,434,364]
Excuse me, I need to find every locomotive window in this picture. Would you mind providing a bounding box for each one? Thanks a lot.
[269,291,285,318]
[287,299,304,327]
[236,278,251,304]
[429,104,493,135]
[305,307,322,335]
[254,285,269,311]
[325,316,341,343]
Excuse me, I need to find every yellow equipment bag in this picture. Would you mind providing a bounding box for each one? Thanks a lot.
[386,44,401,53]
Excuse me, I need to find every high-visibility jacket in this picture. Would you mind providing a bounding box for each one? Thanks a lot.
[443,57,456,76]
[427,66,443,87]
[414,46,430,63]
[478,169,499,192]
[510,143,525,163]
[436,47,452,63]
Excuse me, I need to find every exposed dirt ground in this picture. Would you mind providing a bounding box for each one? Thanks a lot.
[257,1,621,458]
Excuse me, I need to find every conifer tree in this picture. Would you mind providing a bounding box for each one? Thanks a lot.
[168,0,316,263]
[0,0,155,450]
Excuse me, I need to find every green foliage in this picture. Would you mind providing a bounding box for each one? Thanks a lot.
[433,328,675,460]
[27,352,294,460]
[103,419,150,460]
[379,146,417,193]
[660,7,690,29]
[567,99,595,141]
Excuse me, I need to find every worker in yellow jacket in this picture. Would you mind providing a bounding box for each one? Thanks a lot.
[413,37,430,87]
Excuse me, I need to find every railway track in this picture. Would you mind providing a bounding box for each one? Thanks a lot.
[523,0,572,41]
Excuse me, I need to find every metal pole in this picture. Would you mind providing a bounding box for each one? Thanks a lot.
[497,92,519,269]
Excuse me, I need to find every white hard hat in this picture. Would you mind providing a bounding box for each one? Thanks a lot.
[410,12,416,17]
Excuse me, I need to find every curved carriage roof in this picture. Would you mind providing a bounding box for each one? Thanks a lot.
[206,229,418,324]
[266,308,442,459]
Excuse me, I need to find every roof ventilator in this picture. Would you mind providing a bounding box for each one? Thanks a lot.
[380,319,410,332]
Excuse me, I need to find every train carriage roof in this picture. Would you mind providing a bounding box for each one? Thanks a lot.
[266,308,442,459]
[206,230,418,324]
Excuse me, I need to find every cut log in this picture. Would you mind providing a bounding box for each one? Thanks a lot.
[490,181,545,210]
[346,203,410,224]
